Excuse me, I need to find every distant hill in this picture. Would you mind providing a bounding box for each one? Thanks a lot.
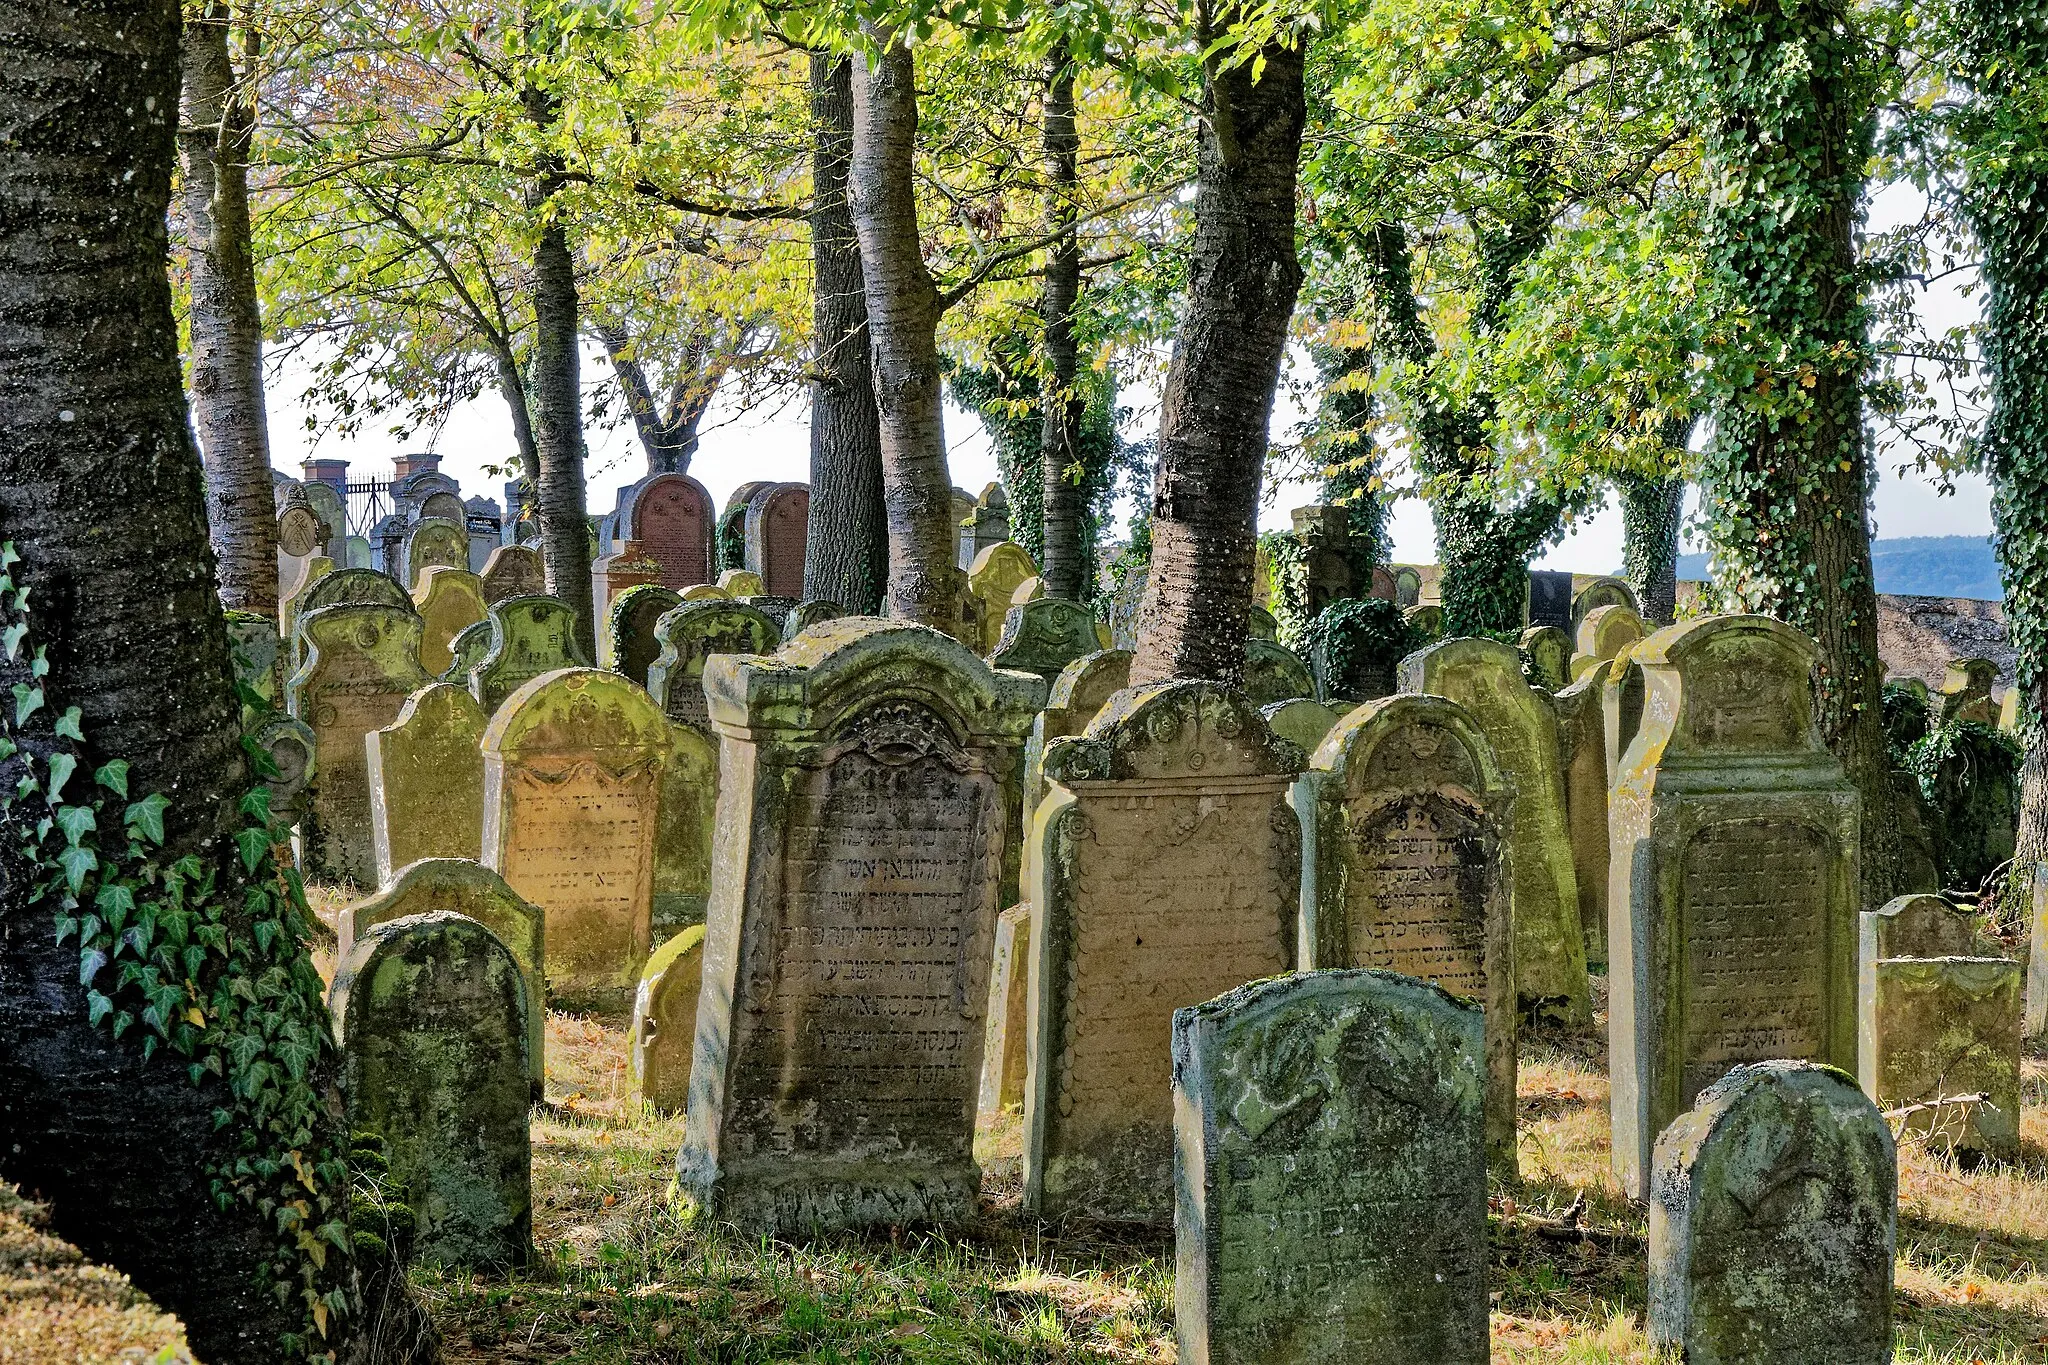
[1675,536,2003,601]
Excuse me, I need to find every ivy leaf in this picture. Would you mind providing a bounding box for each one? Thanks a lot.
[85,990,112,1028]
[233,826,272,874]
[95,881,134,918]
[53,707,84,743]
[124,794,170,846]
[43,752,75,803]
[95,759,128,798]
[77,946,107,985]
[28,647,47,680]
[110,1010,133,1039]
[55,803,93,847]
[1,622,25,661]
[239,786,273,824]
[56,844,97,895]
[52,914,76,944]
[12,683,43,725]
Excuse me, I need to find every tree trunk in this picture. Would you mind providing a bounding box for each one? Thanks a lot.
[178,5,277,615]
[804,55,888,615]
[493,344,540,542]
[848,32,965,631]
[0,2,429,1357]
[1037,43,1087,602]
[528,208,595,658]
[1129,30,1307,685]
[1618,473,1684,627]
[597,323,721,476]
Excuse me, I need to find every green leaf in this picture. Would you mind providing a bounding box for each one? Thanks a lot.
[125,794,170,846]
[86,990,112,1028]
[52,914,77,944]
[78,946,107,985]
[95,881,135,918]
[2,622,25,661]
[56,844,97,895]
[55,803,93,847]
[239,786,273,824]
[53,707,84,743]
[95,759,128,798]
[234,826,271,874]
[12,683,43,726]
[43,752,75,803]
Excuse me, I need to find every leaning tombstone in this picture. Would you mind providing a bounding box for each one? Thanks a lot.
[1401,637,1593,1026]
[411,565,487,677]
[1554,673,1609,965]
[604,583,682,683]
[1260,697,1345,755]
[468,595,591,714]
[1938,656,2000,726]
[403,516,469,590]
[1608,616,1860,1199]
[631,925,707,1113]
[787,599,842,634]
[653,718,717,934]
[976,904,1033,1119]
[677,621,1045,1232]
[965,542,1038,654]
[1173,970,1488,1365]
[1858,894,2020,1159]
[1296,694,1518,1169]
[482,669,669,1007]
[367,683,488,882]
[1242,638,1314,705]
[1024,681,1302,1225]
[1571,602,1644,681]
[287,604,432,886]
[643,599,781,731]
[1520,623,1572,692]
[1022,649,1132,819]
[337,857,546,1094]
[479,543,545,605]
[331,911,532,1268]
[296,564,411,620]
[1648,1060,1894,1365]
[992,597,1101,683]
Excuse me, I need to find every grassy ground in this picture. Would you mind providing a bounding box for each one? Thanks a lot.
[400,1004,2048,1365]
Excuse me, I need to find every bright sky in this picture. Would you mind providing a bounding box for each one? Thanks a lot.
[265,186,1993,574]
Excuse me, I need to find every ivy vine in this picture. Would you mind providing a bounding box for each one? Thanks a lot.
[1258,530,1311,648]
[0,543,354,1357]
[1301,598,1418,700]
[715,504,747,573]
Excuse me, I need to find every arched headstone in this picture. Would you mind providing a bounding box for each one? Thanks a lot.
[643,600,781,730]
[631,925,706,1113]
[624,472,715,590]
[404,517,469,590]
[992,597,1101,683]
[966,542,1037,654]
[787,599,842,634]
[468,595,590,714]
[1022,649,1132,821]
[411,566,487,677]
[367,683,488,882]
[479,544,545,605]
[1571,575,1640,629]
[1242,638,1314,705]
[744,482,810,599]
[604,583,682,685]
[1572,602,1644,681]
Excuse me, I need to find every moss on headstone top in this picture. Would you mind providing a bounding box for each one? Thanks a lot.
[482,667,670,764]
[1047,680,1305,785]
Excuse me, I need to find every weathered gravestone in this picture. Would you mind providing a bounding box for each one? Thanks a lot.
[631,925,706,1113]
[644,599,781,731]
[442,620,493,686]
[1571,603,1644,681]
[1246,605,1279,642]
[967,481,1011,559]
[1608,616,1860,1199]
[2030,863,2048,1038]
[1527,569,1576,629]
[248,714,317,834]
[1173,970,1488,1365]
[681,582,728,602]
[367,683,487,882]
[483,669,669,1005]
[1401,637,1593,1026]
[1572,575,1640,629]
[744,482,810,599]
[331,911,532,1268]
[337,858,546,1094]
[992,597,1101,684]
[1554,673,1610,965]
[468,595,591,714]
[1858,894,2020,1159]
[227,611,283,714]
[291,567,412,670]
[977,904,1033,1119]
[1520,624,1573,692]
[1024,681,1301,1225]
[1308,598,1412,702]
[1602,643,1646,786]
[1242,639,1314,705]
[1296,693,1517,1168]
[717,568,765,598]
[1404,603,1444,639]
[411,566,487,678]
[277,498,322,559]
[479,544,546,605]
[621,471,716,590]
[1022,649,1132,821]
[787,599,842,634]
[950,486,978,568]
[653,718,718,934]
[1649,1061,1894,1365]
[288,605,433,886]
[1938,656,2000,726]
[1393,566,1424,608]
[966,542,1038,654]
[604,583,682,685]
[591,539,662,613]
[342,534,373,569]
[677,621,1045,1232]
[404,517,469,590]
[278,555,336,640]
[1260,697,1346,755]
[1010,575,1046,607]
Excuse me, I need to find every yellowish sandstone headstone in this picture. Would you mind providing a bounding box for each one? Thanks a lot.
[412,566,487,677]
[368,682,488,883]
[630,925,706,1113]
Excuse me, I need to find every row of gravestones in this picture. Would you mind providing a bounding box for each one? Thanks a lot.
[315,617,1904,1363]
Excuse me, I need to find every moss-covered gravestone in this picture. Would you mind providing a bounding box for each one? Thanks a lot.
[676,621,1045,1232]
[479,543,545,605]
[287,604,434,887]
[278,555,336,641]
[643,599,781,731]
[605,583,682,683]
[1246,604,1279,641]
[1024,682,1301,1225]
[992,597,1102,683]
[1570,603,1643,682]
[468,595,591,714]
[654,719,717,933]
[631,925,706,1113]
[331,910,532,1268]
[1572,575,1639,629]
[411,565,487,679]
[1520,624,1572,692]
[289,566,412,671]
[1609,616,1860,1199]
[443,619,493,687]
[1022,649,1131,823]
[1649,1061,1893,1364]
[1401,637,1592,1026]
[227,611,283,714]
[403,517,469,590]
[976,904,1032,1119]
[1554,674,1609,966]
[483,669,669,1006]
[1938,656,2000,726]
[1295,694,1517,1170]
[368,683,487,882]
[1858,894,2020,1159]
[965,542,1038,654]
[1260,697,1346,755]
[717,568,765,598]
[788,599,842,634]
[337,858,546,1094]
[1242,639,1314,705]
[1173,970,1487,1365]
[249,714,317,832]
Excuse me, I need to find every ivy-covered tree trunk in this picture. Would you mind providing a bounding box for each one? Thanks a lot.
[803,53,887,615]
[1129,28,1306,685]
[1309,334,1388,572]
[1688,0,1898,902]
[0,1,429,1357]
[1037,42,1087,602]
[1618,472,1684,626]
[178,4,277,615]
[1954,0,2048,917]
[848,31,966,632]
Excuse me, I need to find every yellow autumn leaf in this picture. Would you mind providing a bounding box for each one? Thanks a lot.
[186,1007,205,1027]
